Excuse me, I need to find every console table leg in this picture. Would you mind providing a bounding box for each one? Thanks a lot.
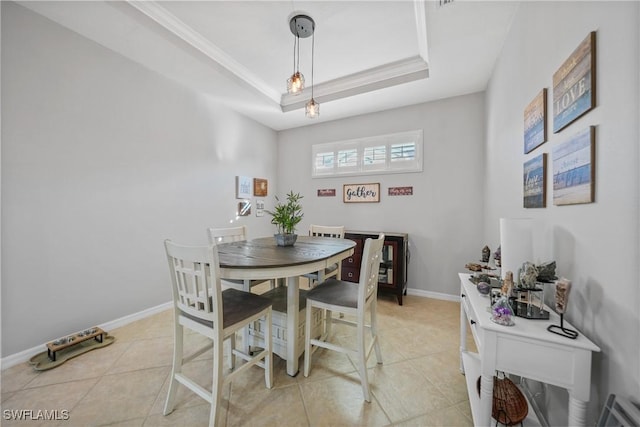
[568,395,588,426]
[459,300,467,374]
[479,374,494,426]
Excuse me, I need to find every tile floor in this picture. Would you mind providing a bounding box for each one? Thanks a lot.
[1,287,477,426]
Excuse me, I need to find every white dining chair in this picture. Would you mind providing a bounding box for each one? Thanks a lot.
[163,240,273,427]
[207,226,275,291]
[303,233,385,402]
[302,224,345,287]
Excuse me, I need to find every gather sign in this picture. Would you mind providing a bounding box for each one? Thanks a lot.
[343,183,380,203]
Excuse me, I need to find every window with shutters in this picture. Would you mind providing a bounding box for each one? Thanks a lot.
[311,130,423,178]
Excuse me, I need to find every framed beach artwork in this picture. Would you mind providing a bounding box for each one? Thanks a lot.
[552,32,596,133]
[524,89,547,154]
[552,127,595,206]
[523,153,547,208]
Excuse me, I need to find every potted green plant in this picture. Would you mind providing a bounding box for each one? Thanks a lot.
[266,191,304,246]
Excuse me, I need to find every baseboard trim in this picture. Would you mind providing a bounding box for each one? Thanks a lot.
[1,301,172,371]
[406,288,460,302]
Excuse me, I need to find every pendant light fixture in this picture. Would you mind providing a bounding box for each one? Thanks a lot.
[305,27,319,119]
[287,13,319,118]
[286,26,304,94]
[287,14,313,95]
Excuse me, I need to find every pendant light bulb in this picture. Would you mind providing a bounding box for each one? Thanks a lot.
[287,71,305,94]
[305,98,319,118]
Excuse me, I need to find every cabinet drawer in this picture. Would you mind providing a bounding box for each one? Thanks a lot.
[341,267,360,283]
[341,255,361,268]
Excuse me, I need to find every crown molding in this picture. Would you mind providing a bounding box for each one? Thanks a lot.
[126,1,281,103]
[414,0,429,62]
[280,56,429,112]
[127,1,429,114]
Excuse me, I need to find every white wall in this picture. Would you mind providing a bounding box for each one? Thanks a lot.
[1,2,278,357]
[277,93,486,298]
[484,1,640,423]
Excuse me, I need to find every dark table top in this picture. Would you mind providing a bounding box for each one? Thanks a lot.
[216,236,355,269]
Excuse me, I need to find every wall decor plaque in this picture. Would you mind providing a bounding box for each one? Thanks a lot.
[552,126,595,206]
[343,183,380,203]
[552,32,596,133]
[317,189,336,197]
[388,186,413,196]
[524,89,547,153]
[523,153,547,208]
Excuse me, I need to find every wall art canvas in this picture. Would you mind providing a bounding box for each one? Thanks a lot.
[253,178,268,196]
[235,176,252,199]
[523,153,547,208]
[343,183,380,203]
[524,89,547,153]
[553,32,596,133]
[552,127,595,206]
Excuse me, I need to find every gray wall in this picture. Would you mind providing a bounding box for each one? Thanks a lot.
[277,93,486,298]
[484,1,640,423]
[1,2,278,357]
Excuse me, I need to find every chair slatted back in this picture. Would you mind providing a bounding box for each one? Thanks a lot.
[358,234,385,306]
[207,226,248,244]
[309,225,345,239]
[165,240,221,327]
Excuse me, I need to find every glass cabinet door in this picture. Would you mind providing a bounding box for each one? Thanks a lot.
[379,241,397,286]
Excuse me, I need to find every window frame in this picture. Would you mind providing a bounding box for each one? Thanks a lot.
[311,130,423,178]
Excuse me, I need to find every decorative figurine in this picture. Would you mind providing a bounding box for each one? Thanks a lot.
[501,271,514,296]
[494,246,501,267]
[491,294,514,326]
[536,261,557,282]
[518,261,538,289]
[547,278,578,339]
[491,270,515,326]
[481,245,491,263]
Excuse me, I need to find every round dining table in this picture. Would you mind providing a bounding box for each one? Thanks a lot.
[216,236,356,376]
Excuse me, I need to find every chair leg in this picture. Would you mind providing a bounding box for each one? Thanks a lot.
[228,332,236,370]
[325,309,333,336]
[164,317,184,416]
[303,302,313,377]
[209,332,224,427]
[264,310,273,389]
[370,300,383,364]
[356,319,372,402]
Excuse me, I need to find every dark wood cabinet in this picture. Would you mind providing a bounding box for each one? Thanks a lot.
[341,231,409,305]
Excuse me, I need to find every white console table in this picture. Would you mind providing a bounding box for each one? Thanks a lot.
[459,273,600,426]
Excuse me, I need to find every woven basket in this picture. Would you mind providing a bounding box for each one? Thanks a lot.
[476,376,528,426]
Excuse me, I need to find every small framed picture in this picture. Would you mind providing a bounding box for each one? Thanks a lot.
[236,176,252,199]
[237,201,251,216]
[253,178,268,196]
[255,199,265,217]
